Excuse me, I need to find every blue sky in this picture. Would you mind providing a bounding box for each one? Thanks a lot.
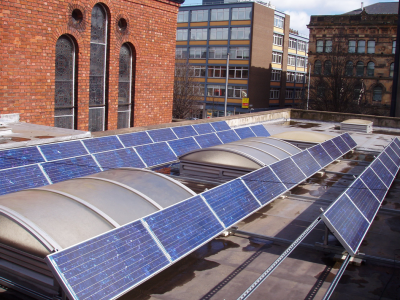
[181,0,399,37]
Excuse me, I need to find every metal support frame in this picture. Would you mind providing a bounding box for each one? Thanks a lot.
[321,255,351,300]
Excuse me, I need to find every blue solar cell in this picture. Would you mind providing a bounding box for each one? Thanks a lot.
[216,130,240,144]
[0,147,44,170]
[250,125,270,137]
[46,221,170,300]
[210,121,231,132]
[324,194,369,254]
[94,148,146,170]
[0,165,49,196]
[192,123,215,135]
[194,133,222,148]
[202,179,260,227]
[371,159,394,187]
[171,126,198,139]
[270,157,306,189]
[242,167,286,205]
[42,155,101,183]
[390,142,400,158]
[341,133,357,149]
[135,142,177,167]
[394,137,400,149]
[145,196,224,261]
[345,179,380,221]
[235,127,256,139]
[291,150,321,177]
[385,146,400,166]
[118,132,153,147]
[379,152,398,176]
[83,136,124,154]
[308,144,332,168]
[321,140,342,159]
[147,128,177,143]
[332,136,350,154]
[39,141,88,161]
[360,168,388,202]
[167,137,200,157]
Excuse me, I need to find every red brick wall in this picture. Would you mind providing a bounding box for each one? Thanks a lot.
[0,0,179,130]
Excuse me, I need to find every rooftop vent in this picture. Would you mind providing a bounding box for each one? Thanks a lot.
[340,119,373,133]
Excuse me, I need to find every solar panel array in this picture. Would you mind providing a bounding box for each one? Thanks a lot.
[0,122,271,196]
[46,133,356,300]
[322,137,400,256]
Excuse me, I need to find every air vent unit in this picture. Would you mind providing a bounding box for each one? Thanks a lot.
[340,119,373,133]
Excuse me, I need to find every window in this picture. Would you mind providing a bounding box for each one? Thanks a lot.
[287,72,295,82]
[295,89,302,99]
[176,29,188,41]
[357,40,365,53]
[345,61,353,76]
[289,38,297,49]
[211,8,229,21]
[348,40,356,53]
[193,85,205,96]
[270,88,280,99]
[393,41,396,54]
[296,73,304,83]
[324,60,332,75]
[117,44,134,129]
[273,34,283,46]
[285,90,293,99]
[367,41,375,54]
[230,47,249,59]
[189,47,206,58]
[271,70,281,81]
[314,60,322,75]
[54,35,76,129]
[297,57,305,67]
[210,28,228,40]
[89,4,108,132]
[228,86,247,98]
[316,40,323,53]
[272,52,282,64]
[232,7,251,20]
[175,48,187,58]
[192,65,206,77]
[274,15,284,28]
[325,40,332,53]
[191,10,208,22]
[390,63,394,77]
[208,66,227,78]
[367,62,374,77]
[298,41,306,52]
[229,66,248,79]
[231,27,251,40]
[356,61,364,76]
[207,85,226,96]
[287,55,296,66]
[190,28,207,40]
[373,86,382,101]
[209,47,227,59]
[178,11,188,23]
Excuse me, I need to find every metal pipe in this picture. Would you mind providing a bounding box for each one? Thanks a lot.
[322,254,351,300]
[224,53,230,116]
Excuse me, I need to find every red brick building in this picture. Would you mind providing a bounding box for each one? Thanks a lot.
[0,0,182,131]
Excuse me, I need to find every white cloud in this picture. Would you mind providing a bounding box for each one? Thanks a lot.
[284,10,310,37]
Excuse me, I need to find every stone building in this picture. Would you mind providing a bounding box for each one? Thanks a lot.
[307,2,398,114]
[0,0,182,131]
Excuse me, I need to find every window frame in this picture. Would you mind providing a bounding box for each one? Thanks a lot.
[210,27,229,40]
[228,66,248,79]
[288,38,297,50]
[271,70,281,81]
[207,84,226,97]
[117,43,133,129]
[373,86,383,102]
[357,40,365,53]
[316,40,323,53]
[208,47,227,59]
[272,52,282,64]
[211,8,230,21]
[348,40,356,53]
[273,34,283,46]
[175,48,188,59]
[208,66,227,78]
[231,27,251,40]
[191,10,208,22]
[325,40,332,53]
[287,72,295,82]
[176,29,188,41]
[232,7,252,20]
[270,88,280,99]
[189,47,207,59]
[177,11,189,23]
[274,15,284,28]
[287,55,296,66]
[230,47,249,59]
[367,40,375,54]
[367,61,375,77]
[190,28,207,40]
[228,85,247,98]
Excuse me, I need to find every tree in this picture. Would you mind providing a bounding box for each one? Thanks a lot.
[173,61,204,119]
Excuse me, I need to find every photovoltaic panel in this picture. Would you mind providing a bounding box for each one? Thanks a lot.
[210,121,231,132]
[94,148,146,170]
[147,128,177,143]
[379,152,398,175]
[41,155,101,183]
[242,167,286,205]
[371,159,394,187]
[0,147,44,170]
[167,137,200,157]
[393,137,400,149]
[144,196,224,261]
[321,140,342,159]
[390,142,400,157]
[384,146,400,166]
[345,179,379,222]
[270,158,306,189]
[118,132,153,147]
[308,144,332,168]
[332,136,350,154]
[360,168,387,202]
[192,123,215,135]
[235,127,256,139]
[0,165,49,196]
[216,130,240,144]
[46,221,170,300]
[202,179,260,227]
[341,133,357,149]
[83,136,124,154]
[291,150,321,177]
[171,126,198,139]
[135,142,177,167]
[39,141,88,161]
[250,124,270,137]
[194,133,222,148]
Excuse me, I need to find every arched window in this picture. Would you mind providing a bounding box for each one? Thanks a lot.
[356,61,364,76]
[373,86,383,101]
[117,44,135,129]
[314,60,322,75]
[54,35,76,129]
[345,61,353,76]
[390,63,394,77]
[89,4,108,132]
[324,60,332,75]
[367,62,375,77]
